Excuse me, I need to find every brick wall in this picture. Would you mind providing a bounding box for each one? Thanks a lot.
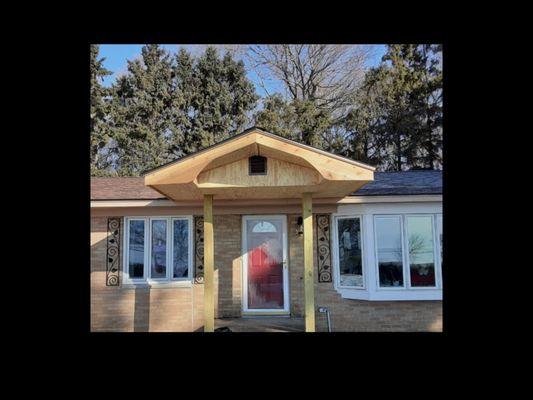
[91,214,242,331]
[213,215,242,318]
[91,213,442,332]
[91,216,196,332]
[314,285,442,332]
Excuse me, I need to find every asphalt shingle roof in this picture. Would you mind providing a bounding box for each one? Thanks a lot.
[353,170,442,196]
[91,170,442,200]
[91,177,165,200]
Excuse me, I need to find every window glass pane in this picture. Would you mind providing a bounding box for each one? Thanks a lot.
[375,217,404,287]
[151,220,167,278]
[406,216,436,287]
[337,217,363,287]
[173,219,189,278]
[128,220,145,278]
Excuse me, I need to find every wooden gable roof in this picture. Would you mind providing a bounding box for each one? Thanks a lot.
[143,127,375,201]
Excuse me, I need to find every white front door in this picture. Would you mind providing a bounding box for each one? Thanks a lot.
[242,215,289,313]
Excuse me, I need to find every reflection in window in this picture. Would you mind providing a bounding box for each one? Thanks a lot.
[173,219,189,278]
[337,217,363,287]
[151,220,167,279]
[375,216,404,287]
[437,215,443,269]
[407,216,436,287]
[128,220,145,278]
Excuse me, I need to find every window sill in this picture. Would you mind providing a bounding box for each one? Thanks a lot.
[337,287,442,301]
[121,280,193,289]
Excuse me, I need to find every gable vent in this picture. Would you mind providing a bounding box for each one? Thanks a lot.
[249,156,267,175]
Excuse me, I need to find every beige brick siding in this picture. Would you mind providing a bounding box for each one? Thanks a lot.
[314,285,442,332]
[91,213,442,332]
[213,215,242,318]
[91,215,196,332]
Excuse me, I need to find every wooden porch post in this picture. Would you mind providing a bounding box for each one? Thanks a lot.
[302,192,316,332]
[203,194,215,332]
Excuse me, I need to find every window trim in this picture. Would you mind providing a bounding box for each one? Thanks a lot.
[123,216,193,286]
[332,215,366,290]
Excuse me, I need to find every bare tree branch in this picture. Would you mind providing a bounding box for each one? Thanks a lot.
[246,44,371,119]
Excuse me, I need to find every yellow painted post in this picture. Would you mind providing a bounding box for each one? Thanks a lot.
[302,192,315,332]
[203,194,215,332]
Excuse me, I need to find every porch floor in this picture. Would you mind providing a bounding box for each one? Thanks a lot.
[214,317,305,332]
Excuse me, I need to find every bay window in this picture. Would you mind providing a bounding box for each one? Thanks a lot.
[333,209,442,301]
[124,216,192,284]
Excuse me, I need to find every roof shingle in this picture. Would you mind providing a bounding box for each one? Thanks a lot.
[353,170,442,196]
[90,170,443,200]
[91,177,165,200]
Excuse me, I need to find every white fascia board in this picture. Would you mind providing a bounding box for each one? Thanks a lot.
[339,195,442,204]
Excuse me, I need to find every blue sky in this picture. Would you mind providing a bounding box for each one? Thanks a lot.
[99,44,387,97]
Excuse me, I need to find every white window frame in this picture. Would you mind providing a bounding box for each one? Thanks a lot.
[332,215,366,290]
[123,216,193,287]
[332,202,442,301]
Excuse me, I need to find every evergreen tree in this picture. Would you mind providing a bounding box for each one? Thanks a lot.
[109,45,177,175]
[90,44,112,175]
[168,48,195,157]
[380,44,442,170]
[410,44,443,169]
[103,45,258,176]
[92,44,442,176]
[188,47,258,152]
[345,44,443,171]
[254,94,331,147]
[342,67,389,166]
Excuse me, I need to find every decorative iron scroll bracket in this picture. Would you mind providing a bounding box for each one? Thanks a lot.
[194,216,204,284]
[106,217,121,286]
[316,214,332,283]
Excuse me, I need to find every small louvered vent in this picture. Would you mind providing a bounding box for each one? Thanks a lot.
[249,156,267,175]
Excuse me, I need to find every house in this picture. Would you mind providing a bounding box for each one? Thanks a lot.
[90,127,443,332]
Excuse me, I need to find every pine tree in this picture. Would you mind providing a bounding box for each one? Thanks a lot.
[345,44,443,171]
[103,45,258,176]
[380,44,443,170]
[109,45,176,175]
[342,67,388,166]
[254,94,331,147]
[90,44,112,175]
[189,47,258,151]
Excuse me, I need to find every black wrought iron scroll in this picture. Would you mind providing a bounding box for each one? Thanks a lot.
[194,216,204,284]
[316,214,332,283]
[106,217,121,286]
